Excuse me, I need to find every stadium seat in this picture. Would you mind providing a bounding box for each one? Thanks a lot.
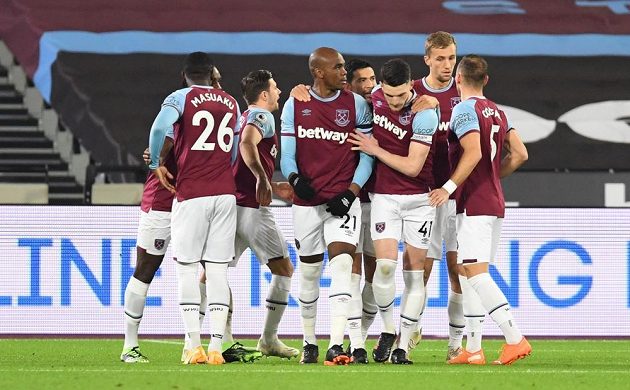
[0,183,48,204]
[91,183,144,205]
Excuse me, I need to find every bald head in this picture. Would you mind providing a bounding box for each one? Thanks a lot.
[309,47,341,75]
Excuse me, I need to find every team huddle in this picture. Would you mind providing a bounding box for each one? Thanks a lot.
[120,31,532,366]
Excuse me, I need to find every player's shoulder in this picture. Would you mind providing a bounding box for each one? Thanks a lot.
[164,87,190,101]
[247,107,274,126]
[452,98,477,114]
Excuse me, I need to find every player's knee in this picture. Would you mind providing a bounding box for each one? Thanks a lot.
[329,253,353,274]
[375,258,397,279]
[300,261,323,283]
[133,251,163,284]
[268,257,294,277]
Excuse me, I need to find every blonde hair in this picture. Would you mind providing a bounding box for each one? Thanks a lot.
[424,31,456,56]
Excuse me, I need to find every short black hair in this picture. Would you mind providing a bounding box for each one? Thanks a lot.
[380,58,411,87]
[345,59,373,83]
[183,52,214,79]
[241,70,273,105]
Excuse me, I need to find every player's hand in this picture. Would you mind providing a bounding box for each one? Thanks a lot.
[154,166,175,194]
[271,181,294,203]
[348,131,380,156]
[290,84,311,102]
[142,148,151,166]
[326,189,356,217]
[288,173,316,200]
[411,95,439,113]
[256,176,273,207]
[428,187,449,207]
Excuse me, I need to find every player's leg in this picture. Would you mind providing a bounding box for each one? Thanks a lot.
[445,250,465,360]
[361,252,377,342]
[202,194,238,365]
[292,204,325,363]
[322,198,361,365]
[346,212,364,360]
[171,197,210,364]
[121,210,170,363]
[442,200,465,359]
[359,202,378,343]
[448,212,487,365]
[248,206,299,359]
[182,268,210,362]
[369,194,402,363]
[391,195,434,364]
[462,216,530,365]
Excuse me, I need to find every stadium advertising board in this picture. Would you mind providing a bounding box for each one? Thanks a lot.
[0,206,628,337]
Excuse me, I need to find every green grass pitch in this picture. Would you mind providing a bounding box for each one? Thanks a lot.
[1,338,629,389]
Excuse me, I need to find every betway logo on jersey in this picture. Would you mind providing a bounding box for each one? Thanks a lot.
[297,125,348,144]
[438,121,450,131]
[374,113,407,140]
[190,92,235,110]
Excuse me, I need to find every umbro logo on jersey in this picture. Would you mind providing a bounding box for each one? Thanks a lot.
[301,109,312,116]
[374,113,407,140]
[335,109,350,127]
[342,198,349,207]
[297,125,348,144]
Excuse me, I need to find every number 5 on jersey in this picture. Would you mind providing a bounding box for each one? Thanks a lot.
[191,110,234,152]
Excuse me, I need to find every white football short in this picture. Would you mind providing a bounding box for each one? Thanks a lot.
[292,199,361,256]
[427,199,458,260]
[357,202,375,257]
[171,194,236,264]
[230,205,289,267]
[370,193,436,249]
[456,212,503,264]
[136,209,171,256]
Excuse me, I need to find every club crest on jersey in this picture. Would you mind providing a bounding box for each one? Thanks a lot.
[399,110,412,126]
[335,109,350,127]
[301,109,312,116]
[375,222,386,233]
[450,97,461,108]
[154,239,165,250]
[375,100,383,107]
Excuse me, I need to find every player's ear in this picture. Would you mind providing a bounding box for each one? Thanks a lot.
[423,55,430,66]
[483,75,489,87]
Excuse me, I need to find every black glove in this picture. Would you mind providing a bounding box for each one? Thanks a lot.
[326,190,356,217]
[288,173,316,200]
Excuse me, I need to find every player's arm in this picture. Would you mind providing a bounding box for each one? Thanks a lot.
[429,101,481,207]
[240,123,272,206]
[500,128,528,178]
[326,94,374,217]
[349,108,438,177]
[280,97,315,200]
[410,94,439,113]
[289,84,312,102]
[270,181,294,203]
[142,137,173,166]
[148,105,180,193]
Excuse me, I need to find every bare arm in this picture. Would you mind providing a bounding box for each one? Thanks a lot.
[429,131,482,207]
[410,95,439,113]
[500,129,528,178]
[240,124,272,206]
[349,131,430,177]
